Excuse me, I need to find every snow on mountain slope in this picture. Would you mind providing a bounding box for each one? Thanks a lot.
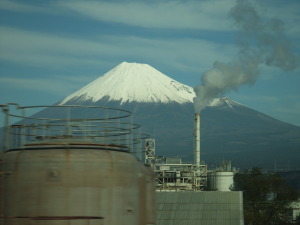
[60,62,196,104]
[209,97,246,108]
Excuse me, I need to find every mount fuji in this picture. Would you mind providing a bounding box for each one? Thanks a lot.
[4,62,290,169]
[55,62,300,169]
[60,62,195,105]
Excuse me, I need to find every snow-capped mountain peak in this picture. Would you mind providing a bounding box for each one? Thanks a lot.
[208,97,245,108]
[60,62,195,104]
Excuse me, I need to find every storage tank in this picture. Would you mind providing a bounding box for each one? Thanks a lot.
[209,171,234,191]
[0,104,155,225]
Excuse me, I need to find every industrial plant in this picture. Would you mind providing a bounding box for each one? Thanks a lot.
[145,113,208,191]
[146,112,243,225]
[145,113,235,192]
[0,103,244,225]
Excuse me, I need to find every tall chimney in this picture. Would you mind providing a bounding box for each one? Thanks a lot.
[194,113,200,166]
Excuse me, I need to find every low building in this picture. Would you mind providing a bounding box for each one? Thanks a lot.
[290,201,300,223]
[156,191,244,225]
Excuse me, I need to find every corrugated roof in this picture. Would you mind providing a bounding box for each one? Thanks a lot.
[156,191,244,225]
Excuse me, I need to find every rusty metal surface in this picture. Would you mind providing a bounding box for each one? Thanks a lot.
[0,148,155,225]
[0,104,154,225]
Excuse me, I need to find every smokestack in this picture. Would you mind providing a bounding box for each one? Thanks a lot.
[194,113,200,166]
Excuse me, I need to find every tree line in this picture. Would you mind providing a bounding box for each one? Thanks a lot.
[232,168,300,225]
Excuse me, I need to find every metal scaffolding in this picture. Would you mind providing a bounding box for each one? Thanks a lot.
[154,163,207,191]
[145,138,155,167]
[144,139,207,191]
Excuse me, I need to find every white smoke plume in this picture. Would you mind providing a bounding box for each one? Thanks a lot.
[193,0,298,112]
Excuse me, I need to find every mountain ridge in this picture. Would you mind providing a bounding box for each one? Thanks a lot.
[54,62,300,169]
[60,62,195,105]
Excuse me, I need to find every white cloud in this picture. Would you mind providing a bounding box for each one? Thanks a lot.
[252,0,300,38]
[0,0,236,32]
[0,77,80,96]
[0,26,237,73]
[231,94,280,104]
[56,0,235,30]
[2,0,298,37]
[229,92,300,126]
[0,0,46,12]
[274,103,300,115]
[272,100,300,126]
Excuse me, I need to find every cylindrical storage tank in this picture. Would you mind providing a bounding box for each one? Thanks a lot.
[210,171,234,191]
[0,142,155,225]
[137,165,156,225]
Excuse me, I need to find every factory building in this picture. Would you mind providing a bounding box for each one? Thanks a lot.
[156,192,244,225]
[145,138,207,191]
[145,113,235,192]
[144,113,244,225]
[145,113,208,191]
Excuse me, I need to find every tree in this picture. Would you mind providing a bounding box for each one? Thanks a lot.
[296,215,300,225]
[232,167,300,225]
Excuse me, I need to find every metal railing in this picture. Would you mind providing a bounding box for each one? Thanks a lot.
[1,104,148,159]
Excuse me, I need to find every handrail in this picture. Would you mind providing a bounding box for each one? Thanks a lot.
[0,104,149,159]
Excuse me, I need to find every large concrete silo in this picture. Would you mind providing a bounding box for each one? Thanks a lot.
[0,104,155,225]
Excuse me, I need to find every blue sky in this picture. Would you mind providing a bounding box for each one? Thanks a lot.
[0,0,299,126]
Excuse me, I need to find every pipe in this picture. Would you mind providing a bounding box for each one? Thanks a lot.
[194,113,200,166]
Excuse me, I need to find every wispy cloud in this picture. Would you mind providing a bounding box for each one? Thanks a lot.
[254,0,300,38]
[274,104,300,115]
[0,26,236,73]
[273,94,300,114]
[232,94,280,104]
[0,76,81,96]
[0,0,46,12]
[56,0,235,30]
[273,100,300,126]
[230,92,300,126]
[2,0,298,37]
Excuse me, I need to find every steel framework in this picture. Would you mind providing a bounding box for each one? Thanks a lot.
[145,138,155,167]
